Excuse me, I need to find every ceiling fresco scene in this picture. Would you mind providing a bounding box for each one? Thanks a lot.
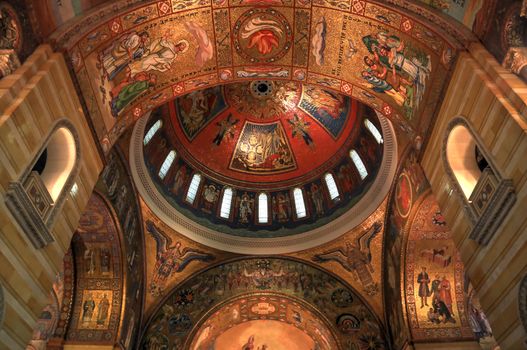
[138,83,386,236]
[42,0,478,152]
[4,0,522,350]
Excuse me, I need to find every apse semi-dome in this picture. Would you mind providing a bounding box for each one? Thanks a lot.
[130,82,397,254]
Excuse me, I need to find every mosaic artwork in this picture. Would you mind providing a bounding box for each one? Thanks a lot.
[141,258,387,349]
[313,222,382,296]
[229,121,297,174]
[51,0,466,149]
[298,85,350,138]
[146,220,215,296]
[174,85,227,140]
[66,193,123,343]
[405,194,474,341]
[190,295,339,350]
[97,149,146,349]
[382,147,428,349]
[144,108,383,236]
[78,290,113,330]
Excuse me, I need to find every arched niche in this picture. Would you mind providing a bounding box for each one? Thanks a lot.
[140,257,387,350]
[442,117,516,245]
[445,124,481,199]
[39,126,77,201]
[6,119,81,248]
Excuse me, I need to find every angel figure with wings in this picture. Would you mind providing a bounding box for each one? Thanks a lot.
[312,222,382,295]
[243,260,286,290]
[146,220,215,296]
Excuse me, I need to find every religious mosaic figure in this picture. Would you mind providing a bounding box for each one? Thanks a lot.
[417,267,430,308]
[146,221,215,296]
[82,293,95,322]
[213,114,239,146]
[361,31,431,117]
[287,114,314,147]
[313,222,382,295]
[238,192,254,224]
[310,183,324,217]
[202,184,219,213]
[96,294,110,325]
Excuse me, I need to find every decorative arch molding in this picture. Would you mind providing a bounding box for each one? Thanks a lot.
[519,274,527,338]
[441,116,516,245]
[140,257,388,350]
[0,282,4,330]
[5,118,81,248]
[45,0,476,152]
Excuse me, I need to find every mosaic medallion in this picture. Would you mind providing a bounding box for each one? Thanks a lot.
[233,8,293,63]
[224,80,301,120]
[229,121,296,174]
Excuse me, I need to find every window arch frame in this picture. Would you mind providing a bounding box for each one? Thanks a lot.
[219,187,234,220]
[292,187,307,220]
[324,173,340,202]
[185,173,202,205]
[143,119,163,146]
[158,150,177,180]
[6,119,81,248]
[350,149,368,180]
[257,192,270,224]
[441,116,516,245]
[442,117,498,202]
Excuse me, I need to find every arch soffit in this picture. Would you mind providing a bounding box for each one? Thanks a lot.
[140,256,388,348]
[48,0,476,151]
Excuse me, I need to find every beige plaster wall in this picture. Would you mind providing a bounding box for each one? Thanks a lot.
[422,43,527,349]
[0,45,103,349]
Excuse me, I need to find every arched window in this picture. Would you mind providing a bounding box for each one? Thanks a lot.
[158,150,176,180]
[293,188,307,219]
[186,173,202,204]
[350,150,368,180]
[37,127,77,201]
[446,124,483,199]
[258,193,268,223]
[324,173,339,201]
[219,187,233,219]
[143,120,162,145]
[364,119,383,144]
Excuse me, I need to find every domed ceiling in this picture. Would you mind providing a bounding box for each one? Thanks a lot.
[131,82,397,253]
[160,81,368,187]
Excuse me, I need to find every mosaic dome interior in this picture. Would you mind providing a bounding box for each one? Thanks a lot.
[139,81,387,238]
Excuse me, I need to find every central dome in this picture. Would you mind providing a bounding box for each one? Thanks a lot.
[164,81,360,188]
[131,82,397,253]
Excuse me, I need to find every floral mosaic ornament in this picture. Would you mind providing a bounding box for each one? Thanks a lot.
[233,7,293,63]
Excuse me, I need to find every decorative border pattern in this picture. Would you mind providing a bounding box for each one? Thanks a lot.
[130,111,397,254]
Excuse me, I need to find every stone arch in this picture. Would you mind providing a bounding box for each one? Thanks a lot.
[140,257,387,350]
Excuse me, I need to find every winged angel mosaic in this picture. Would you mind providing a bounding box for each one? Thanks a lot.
[313,222,382,296]
[146,220,215,296]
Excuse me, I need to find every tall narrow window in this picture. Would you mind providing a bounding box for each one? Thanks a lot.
[293,188,307,219]
[144,120,162,145]
[258,193,268,223]
[364,119,383,144]
[324,173,339,200]
[158,150,176,180]
[220,187,233,219]
[350,150,368,180]
[186,174,202,204]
